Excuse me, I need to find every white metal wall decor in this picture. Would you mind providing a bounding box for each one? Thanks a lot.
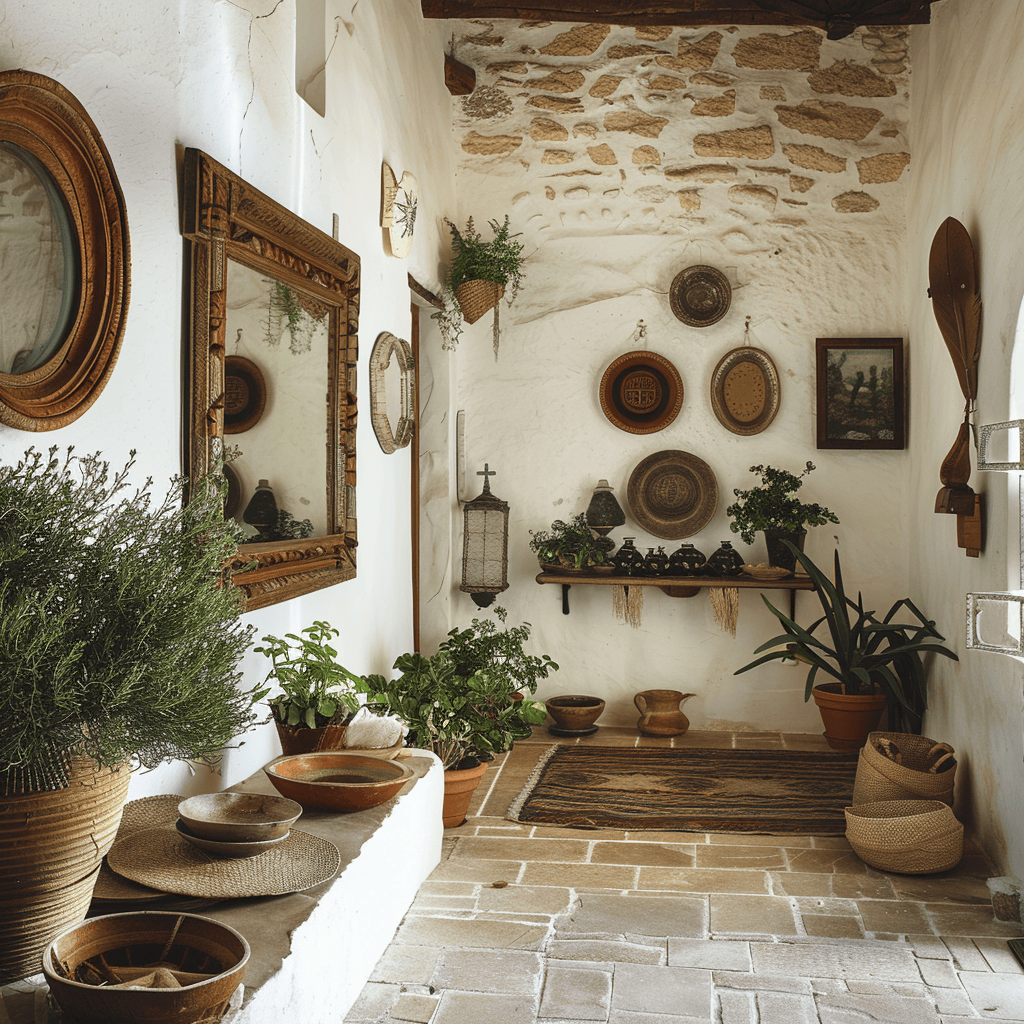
[369,331,415,454]
[380,163,418,259]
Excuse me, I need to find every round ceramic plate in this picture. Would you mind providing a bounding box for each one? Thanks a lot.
[669,265,731,327]
[710,347,780,435]
[599,350,684,434]
[224,355,266,434]
[627,450,718,540]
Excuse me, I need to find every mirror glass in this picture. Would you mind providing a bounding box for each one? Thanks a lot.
[0,142,77,375]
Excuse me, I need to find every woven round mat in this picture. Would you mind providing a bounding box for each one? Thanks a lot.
[627,450,718,540]
[669,265,731,327]
[106,828,341,898]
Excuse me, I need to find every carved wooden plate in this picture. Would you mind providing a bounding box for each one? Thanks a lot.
[599,350,684,435]
[710,347,780,435]
[627,450,718,540]
[224,355,267,434]
[669,265,731,327]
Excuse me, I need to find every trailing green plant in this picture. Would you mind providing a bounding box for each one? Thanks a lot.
[362,610,556,769]
[253,621,370,730]
[240,507,314,544]
[735,543,958,732]
[726,462,839,546]
[529,513,607,570]
[0,447,259,786]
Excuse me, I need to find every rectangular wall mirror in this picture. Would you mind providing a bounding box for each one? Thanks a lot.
[182,148,359,609]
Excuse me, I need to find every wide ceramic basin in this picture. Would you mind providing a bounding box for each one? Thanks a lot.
[263,752,414,812]
[177,792,302,842]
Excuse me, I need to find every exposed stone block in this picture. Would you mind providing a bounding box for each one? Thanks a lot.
[528,95,584,113]
[666,164,737,183]
[486,61,528,75]
[461,131,523,156]
[544,186,555,200]
[574,123,599,138]
[881,128,900,138]
[782,198,807,206]
[775,100,883,141]
[646,74,689,91]
[604,110,669,138]
[857,152,910,183]
[539,23,610,56]
[608,44,668,59]
[676,189,701,212]
[635,185,672,203]
[809,60,897,97]
[525,69,585,94]
[790,175,814,193]
[761,86,786,101]
[588,144,617,165]
[464,30,503,48]
[461,86,513,119]
[529,118,568,142]
[733,30,821,71]
[728,184,778,211]
[590,75,624,98]
[692,90,736,117]
[565,186,591,199]
[632,145,661,165]
[987,876,1023,922]
[695,125,774,159]
[692,72,735,87]
[782,143,846,172]
[637,26,673,41]
[542,150,574,165]
[832,191,880,213]
[655,31,723,73]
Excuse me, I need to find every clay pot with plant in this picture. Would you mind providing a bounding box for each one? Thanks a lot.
[529,513,609,573]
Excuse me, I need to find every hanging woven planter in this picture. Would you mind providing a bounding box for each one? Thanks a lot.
[455,279,504,324]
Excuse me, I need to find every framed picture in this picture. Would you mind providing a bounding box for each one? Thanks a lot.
[816,338,905,450]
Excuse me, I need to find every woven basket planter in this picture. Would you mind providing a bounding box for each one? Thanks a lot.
[845,799,963,874]
[853,731,956,806]
[454,280,504,324]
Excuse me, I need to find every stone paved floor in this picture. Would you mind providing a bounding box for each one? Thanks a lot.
[345,728,1024,1024]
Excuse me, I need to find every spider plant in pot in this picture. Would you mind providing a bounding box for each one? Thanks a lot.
[0,447,259,982]
[735,543,958,749]
[726,462,839,572]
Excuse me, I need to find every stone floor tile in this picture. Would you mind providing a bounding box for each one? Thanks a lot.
[816,992,942,1023]
[926,904,1024,937]
[610,963,712,1017]
[755,991,819,1024]
[547,939,665,965]
[801,913,865,939]
[770,871,835,897]
[706,833,815,847]
[608,1013,709,1024]
[626,831,704,844]
[812,836,856,850]
[718,989,756,1024]
[732,732,785,749]
[476,884,573,915]
[539,965,611,1020]
[560,893,708,939]
[522,862,639,890]
[845,981,890,994]
[930,987,977,1016]
[829,874,899,900]
[667,937,751,971]
[858,899,934,935]
[639,867,769,895]
[785,848,868,874]
[709,894,797,936]
[405,908,476,920]
[796,896,858,915]
[429,857,524,884]
[473,911,561,925]
[431,949,543,994]
[390,992,442,1023]
[411,895,478,911]
[959,972,1024,1020]
[943,937,991,971]
[346,982,401,1021]
[713,972,812,994]
[453,836,592,863]
[908,934,955,959]
[430,991,539,1024]
[916,957,960,988]
[370,945,442,985]
[890,872,995,906]
[749,940,922,981]
[592,842,696,867]
[419,880,480,896]
[973,937,1024,974]
[694,845,787,871]
[533,827,629,840]
[395,917,549,950]
[811,979,848,994]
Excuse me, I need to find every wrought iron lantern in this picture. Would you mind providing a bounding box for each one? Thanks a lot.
[460,464,509,608]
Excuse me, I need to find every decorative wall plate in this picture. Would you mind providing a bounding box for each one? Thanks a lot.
[224,355,266,434]
[669,265,731,327]
[381,163,418,259]
[599,350,684,435]
[710,346,780,435]
[627,450,718,540]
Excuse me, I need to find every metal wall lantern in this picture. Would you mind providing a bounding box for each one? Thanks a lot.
[460,464,509,608]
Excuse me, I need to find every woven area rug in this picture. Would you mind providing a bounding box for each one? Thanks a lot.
[507,745,859,834]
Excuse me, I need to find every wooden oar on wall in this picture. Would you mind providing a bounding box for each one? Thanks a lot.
[928,216,984,555]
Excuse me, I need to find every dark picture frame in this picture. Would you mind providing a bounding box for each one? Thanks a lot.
[816,338,905,450]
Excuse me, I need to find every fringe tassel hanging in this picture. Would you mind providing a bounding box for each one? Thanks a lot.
[612,584,644,628]
[710,587,739,636]
[493,301,500,361]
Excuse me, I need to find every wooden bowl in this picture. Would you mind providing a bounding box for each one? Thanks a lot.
[263,752,415,812]
[174,819,289,859]
[177,792,302,842]
[43,911,248,1024]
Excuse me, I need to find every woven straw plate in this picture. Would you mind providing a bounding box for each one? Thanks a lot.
[741,563,792,580]
[669,265,731,327]
[627,450,718,540]
[710,347,780,435]
[599,350,684,435]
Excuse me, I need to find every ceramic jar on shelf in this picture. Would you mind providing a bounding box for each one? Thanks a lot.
[613,537,645,576]
[669,543,706,577]
[706,541,744,577]
[643,546,670,576]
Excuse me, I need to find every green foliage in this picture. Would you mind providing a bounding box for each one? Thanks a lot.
[726,463,840,546]
[529,513,607,570]
[735,543,958,732]
[365,609,557,769]
[0,447,259,777]
[240,508,314,545]
[253,621,370,729]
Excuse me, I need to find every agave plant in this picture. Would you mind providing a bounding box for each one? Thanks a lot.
[735,543,958,732]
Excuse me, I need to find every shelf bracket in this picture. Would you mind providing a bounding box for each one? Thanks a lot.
[561,583,570,615]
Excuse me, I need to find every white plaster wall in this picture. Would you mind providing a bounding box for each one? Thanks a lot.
[908,0,1024,877]
[0,0,457,796]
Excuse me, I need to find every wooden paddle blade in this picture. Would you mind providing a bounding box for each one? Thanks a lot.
[929,217,982,402]
[939,419,973,488]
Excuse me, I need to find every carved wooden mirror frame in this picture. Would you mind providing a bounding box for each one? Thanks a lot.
[0,71,130,430]
[182,149,359,609]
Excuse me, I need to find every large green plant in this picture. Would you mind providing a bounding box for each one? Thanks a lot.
[726,462,839,546]
[0,447,259,788]
[735,543,958,732]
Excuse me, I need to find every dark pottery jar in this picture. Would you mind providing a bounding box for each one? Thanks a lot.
[669,543,706,577]
[706,540,744,577]
[644,546,669,576]
[763,528,806,572]
[613,537,645,577]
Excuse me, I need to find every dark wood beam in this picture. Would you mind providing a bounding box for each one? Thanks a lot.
[444,53,477,95]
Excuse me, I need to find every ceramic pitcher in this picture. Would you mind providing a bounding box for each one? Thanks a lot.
[634,689,695,737]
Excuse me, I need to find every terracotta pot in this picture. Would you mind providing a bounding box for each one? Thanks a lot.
[274,719,347,756]
[762,529,806,571]
[545,695,605,735]
[634,689,695,737]
[442,761,488,828]
[811,683,886,751]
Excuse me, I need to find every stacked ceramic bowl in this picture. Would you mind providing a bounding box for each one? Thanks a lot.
[176,793,302,858]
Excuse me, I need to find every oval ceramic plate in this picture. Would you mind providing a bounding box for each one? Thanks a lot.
[626,450,718,540]
[710,346,780,435]
[599,350,684,435]
[669,265,731,327]
[223,355,267,434]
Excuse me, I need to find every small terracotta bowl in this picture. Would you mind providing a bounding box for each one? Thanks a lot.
[174,819,289,859]
[177,792,302,842]
[264,752,414,812]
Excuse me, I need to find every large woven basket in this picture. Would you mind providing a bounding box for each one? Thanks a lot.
[845,799,963,874]
[454,279,504,324]
[853,731,956,806]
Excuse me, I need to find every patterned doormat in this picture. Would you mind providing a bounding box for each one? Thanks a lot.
[507,744,859,834]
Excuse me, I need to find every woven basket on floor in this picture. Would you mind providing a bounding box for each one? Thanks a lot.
[852,731,956,806]
[845,799,963,874]
[454,279,504,324]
